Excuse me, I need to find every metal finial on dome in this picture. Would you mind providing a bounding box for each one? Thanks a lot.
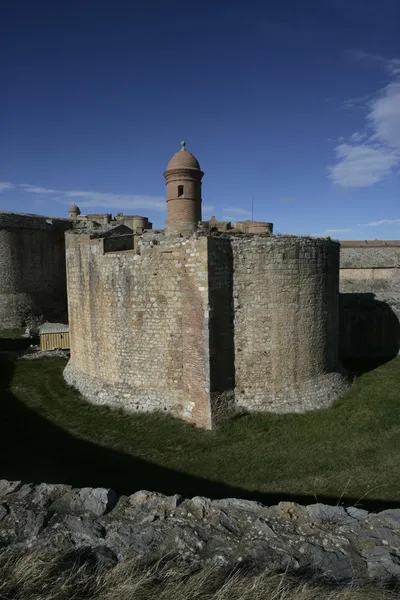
[180,140,186,151]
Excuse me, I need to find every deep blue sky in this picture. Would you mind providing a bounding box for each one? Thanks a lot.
[1,0,399,238]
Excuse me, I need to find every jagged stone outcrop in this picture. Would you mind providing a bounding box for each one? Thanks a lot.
[2,480,400,586]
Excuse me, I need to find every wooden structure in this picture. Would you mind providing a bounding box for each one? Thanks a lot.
[39,323,70,351]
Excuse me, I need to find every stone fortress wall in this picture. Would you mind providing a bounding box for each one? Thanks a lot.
[231,235,347,412]
[63,231,213,427]
[0,212,72,328]
[339,241,400,358]
[64,221,349,427]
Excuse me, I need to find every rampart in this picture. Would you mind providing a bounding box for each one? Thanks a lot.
[64,230,349,427]
[0,212,72,328]
[339,241,400,358]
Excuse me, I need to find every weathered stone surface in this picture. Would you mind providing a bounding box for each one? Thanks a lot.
[0,212,72,328]
[64,232,349,428]
[2,480,400,586]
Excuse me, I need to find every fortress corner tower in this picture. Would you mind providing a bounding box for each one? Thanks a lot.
[164,141,204,235]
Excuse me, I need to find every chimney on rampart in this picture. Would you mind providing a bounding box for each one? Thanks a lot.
[164,141,203,235]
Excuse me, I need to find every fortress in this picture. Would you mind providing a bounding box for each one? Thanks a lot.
[0,142,399,428]
[63,142,349,429]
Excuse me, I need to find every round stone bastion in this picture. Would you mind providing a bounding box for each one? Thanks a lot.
[230,234,350,414]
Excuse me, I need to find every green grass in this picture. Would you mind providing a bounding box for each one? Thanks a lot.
[1,346,400,507]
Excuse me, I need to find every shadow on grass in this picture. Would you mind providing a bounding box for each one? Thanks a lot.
[0,352,399,512]
[0,335,39,353]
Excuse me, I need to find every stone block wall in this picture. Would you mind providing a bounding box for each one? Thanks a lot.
[231,236,348,413]
[339,243,400,358]
[64,232,212,427]
[0,212,72,328]
[65,231,350,427]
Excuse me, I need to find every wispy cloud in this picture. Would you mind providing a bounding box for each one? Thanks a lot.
[19,184,58,194]
[11,183,165,211]
[62,190,165,210]
[365,218,400,227]
[279,196,296,203]
[0,182,14,192]
[312,228,354,237]
[328,52,400,187]
[347,49,400,76]
[222,207,251,216]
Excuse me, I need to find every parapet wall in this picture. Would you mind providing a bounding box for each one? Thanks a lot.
[0,212,72,328]
[339,242,400,358]
[64,231,349,427]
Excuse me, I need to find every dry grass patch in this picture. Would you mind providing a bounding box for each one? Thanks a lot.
[0,551,399,600]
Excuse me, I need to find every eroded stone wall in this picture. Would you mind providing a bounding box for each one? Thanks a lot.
[0,212,72,328]
[231,236,349,413]
[64,233,212,427]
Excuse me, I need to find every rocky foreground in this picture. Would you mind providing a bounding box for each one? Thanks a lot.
[1,480,400,587]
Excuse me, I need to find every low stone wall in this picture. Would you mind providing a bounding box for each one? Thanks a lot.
[3,479,400,586]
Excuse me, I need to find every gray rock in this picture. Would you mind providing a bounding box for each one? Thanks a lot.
[379,509,400,527]
[304,544,354,582]
[346,506,369,521]
[305,503,356,526]
[2,479,400,587]
[68,488,117,516]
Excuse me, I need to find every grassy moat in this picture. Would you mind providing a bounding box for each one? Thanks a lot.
[1,329,400,509]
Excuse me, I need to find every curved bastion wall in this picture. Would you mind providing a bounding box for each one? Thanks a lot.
[0,212,72,328]
[64,231,349,428]
[231,236,349,413]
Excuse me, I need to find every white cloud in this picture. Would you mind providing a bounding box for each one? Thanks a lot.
[63,190,165,211]
[0,182,14,192]
[222,207,251,215]
[202,205,214,213]
[329,144,398,186]
[347,50,400,77]
[349,131,367,143]
[279,196,296,203]
[368,82,400,148]
[19,184,57,194]
[365,218,400,227]
[312,228,354,237]
[329,52,400,187]
[15,184,165,211]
